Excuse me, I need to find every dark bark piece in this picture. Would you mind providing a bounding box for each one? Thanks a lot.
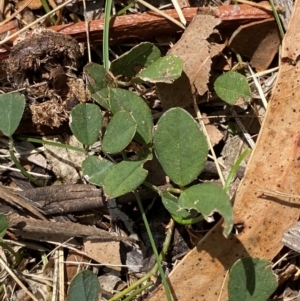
[0,185,46,220]
[18,184,105,215]
[52,6,273,42]
[7,212,134,242]
[107,198,135,235]
[8,170,35,190]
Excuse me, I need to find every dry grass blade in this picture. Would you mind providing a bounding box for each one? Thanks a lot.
[83,0,91,63]
[0,0,74,45]
[193,98,225,185]
[58,247,64,301]
[236,0,273,10]
[137,0,185,29]
[170,0,186,25]
[248,64,268,109]
[52,249,59,301]
[0,0,35,26]
[257,188,300,199]
[0,257,40,301]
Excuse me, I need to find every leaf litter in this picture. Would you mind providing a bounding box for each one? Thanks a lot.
[0,0,297,300]
[157,13,225,111]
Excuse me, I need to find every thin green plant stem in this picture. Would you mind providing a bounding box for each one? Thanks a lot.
[122,282,153,301]
[166,187,181,194]
[116,0,137,15]
[134,191,172,301]
[103,0,112,71]
[17,136,85,153]
[142,180,160,193]
[232,49,243,65]
[172,214,203,225]
[269,0,284,39]
[40,0,56,24]
[223,148,251,192]
[108,218,174,301]
[9,137,43,187]
[109,266,156,301]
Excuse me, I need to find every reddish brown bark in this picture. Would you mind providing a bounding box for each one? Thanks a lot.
[0,5,273,60]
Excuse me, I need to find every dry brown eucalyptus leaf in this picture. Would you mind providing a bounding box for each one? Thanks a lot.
[83,239,122,271]
[147,0,300,299]
[157,14,224,111]
[229,19,281,71]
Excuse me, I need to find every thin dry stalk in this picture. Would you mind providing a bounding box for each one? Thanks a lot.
[137,0,185,29]
[248,64,268,109]
[0,257,40,301]
[52,249,59,301]
[58,247,64,301]
[83,0,91,63]
[29,237,75,273]
[193,98,225,185]
[217,269,229,301]
[272,250,293,268]
[236,0,273,10]
[170,0,186,25]
[0,0,74,46]
[0,165,51,177]
[228,106,255,148]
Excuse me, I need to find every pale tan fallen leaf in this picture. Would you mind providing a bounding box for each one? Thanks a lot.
[205,124,223,146]
[43,135,86,184]
[84,240,122,271]
[157,14,224,111]
[229,19,281,71]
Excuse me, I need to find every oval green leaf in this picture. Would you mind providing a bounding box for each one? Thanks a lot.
[0,214,8,238]
[228,257,277,301]
[82,156,114,186]
[68,269,100,301]
[178,183,233,237]
[0,92,25,136]
[102,111,137,154]
[70,103,102,146]
[109,88,153,144]
[214,71,251,105]
[103,158,150,198]
[110,42,161,77]
[134,55,183,83]
[84,63,116,109]
[153,108,208,186]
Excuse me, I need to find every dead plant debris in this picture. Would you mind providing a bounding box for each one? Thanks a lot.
[0,0,298,300]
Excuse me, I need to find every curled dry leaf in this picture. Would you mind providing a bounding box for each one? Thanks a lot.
[228,19,281,71]
[157,14,225,111]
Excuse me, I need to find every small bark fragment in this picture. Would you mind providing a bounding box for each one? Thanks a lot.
[7,212,134,243]
[18,184,104,215]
